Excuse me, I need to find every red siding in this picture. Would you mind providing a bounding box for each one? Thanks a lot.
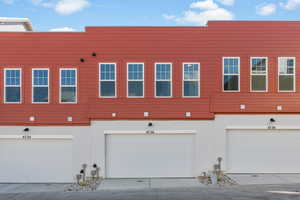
[0,22,299,125]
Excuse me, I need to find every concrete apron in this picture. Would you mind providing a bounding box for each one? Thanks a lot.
[229,174,300,185]
[97,178,204,191]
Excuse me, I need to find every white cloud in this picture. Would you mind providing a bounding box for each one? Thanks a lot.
[217,0,235,6]
[163,0,234,26]
[55,0,89,15]
[49,27,76,32]
[31,0,90,15]
[162,14,176,20]
[2,0,14,4]
[280,0,300,10]
[256,3,277,15]
[190,0,218,10]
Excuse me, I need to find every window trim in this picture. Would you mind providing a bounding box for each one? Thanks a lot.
[182,62,201,98]
[250,57,268,92]
[59,68,77,104]
[32,68,50,104]
[99,63,117,98]
[4,68,22,104]
[154,62,173,98]
[127,63,144,98]
[222,57,240,92]
[278,57,296,93]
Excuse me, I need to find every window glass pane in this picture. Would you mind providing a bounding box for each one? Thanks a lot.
[184,81,199,97]
[224,58,239,74]
[128,64,143,80]
[252,58,267,74]
[156,64,171,81]
[156,81,171,97]
[33,87,48,102]
[61,87,76,103]
[34,70,48,86]
[128,81,143,97]
[100,64,115,80]
[61,69,76,86]
[252,75,266,91]
[5,87,20,102]
[224,75,239,91]
[6,69,20,86]
[279,75,294,91]
[184,64,199,80]
[101,81,115,97]
[279,58,294,75]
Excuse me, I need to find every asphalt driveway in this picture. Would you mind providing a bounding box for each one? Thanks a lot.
[1,184,300,200]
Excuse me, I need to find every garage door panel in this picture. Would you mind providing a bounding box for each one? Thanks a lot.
[227,131,300,173]
[0,138,73,183]
[106,134,194,178]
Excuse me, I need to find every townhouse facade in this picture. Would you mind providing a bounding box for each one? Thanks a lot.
[1,21,300,183]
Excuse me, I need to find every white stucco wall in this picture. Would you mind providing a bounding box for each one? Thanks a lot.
[0,114,299,181]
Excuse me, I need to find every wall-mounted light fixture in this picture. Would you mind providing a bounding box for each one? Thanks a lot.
[144,112,149,117]
[80,58,85,63]
[277,105,283,111]
[92,52,97,57]
[148,122,153,127]
[23,128,30,132]
[185,112,191,117]
[29,116,35,122]
[240,104,246,110]
[268,118,276,129]
[67,116,73,122]
[112,113,117,117]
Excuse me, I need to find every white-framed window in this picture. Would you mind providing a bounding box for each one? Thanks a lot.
[4,68,21,103]
[99,63,116,98]
[127,63,144,98]
[155,63,172,98]
[223,57,240,92]
[60,68,77,103]
[32,69,49,103]
[250,57,268,92]
[183,63,200,97]
[278,57,296,92]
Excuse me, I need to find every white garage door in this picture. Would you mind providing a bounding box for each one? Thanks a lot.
[227,130,300,173]
[0,135,73,183]
[105,134,195,178]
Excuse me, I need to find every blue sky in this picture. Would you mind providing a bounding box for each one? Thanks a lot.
[1,0,300,31]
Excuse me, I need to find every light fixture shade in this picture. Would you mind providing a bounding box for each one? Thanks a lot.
[29,116,35,122]
[67,116,73,122]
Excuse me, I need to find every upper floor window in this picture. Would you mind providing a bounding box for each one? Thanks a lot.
[183,63,200,97]
[127,63,144,97]
[4,68,21,103]
[99,63,116,98]
[155,63,172,97]
[32,69,49,103]
[223,57,240,92]
[278,57,295,92]
[251,57,268,92]
[60,69,77,103]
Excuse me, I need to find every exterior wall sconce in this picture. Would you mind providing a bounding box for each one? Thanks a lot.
[92,52,97,57]
[148,122,153,127]
[240,104,246,110]
[29,116,35,122]
[23,128,30,132]
[112,113,117,117]
[144,112,149,117]
[185,112,191,117]
[277,105,283,111]
[67,116,73,122]
[268,118,276,129]
[80,58,85,63]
